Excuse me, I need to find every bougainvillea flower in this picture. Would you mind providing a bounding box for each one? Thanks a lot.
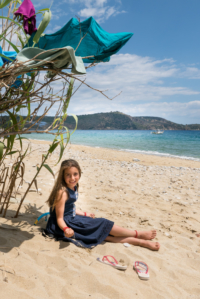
[14,0,37,35]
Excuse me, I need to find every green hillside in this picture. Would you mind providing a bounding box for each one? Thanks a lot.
[1,112,200,131]
[40,112,200,130]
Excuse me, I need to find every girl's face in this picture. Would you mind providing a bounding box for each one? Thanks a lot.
[64,167,80,190]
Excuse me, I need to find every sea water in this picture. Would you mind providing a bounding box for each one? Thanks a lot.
[23,130,200,161]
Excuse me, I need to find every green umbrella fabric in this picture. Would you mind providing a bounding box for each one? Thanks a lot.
[27,17,133,63]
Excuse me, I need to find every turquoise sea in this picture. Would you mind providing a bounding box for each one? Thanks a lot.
[24,130,200,161]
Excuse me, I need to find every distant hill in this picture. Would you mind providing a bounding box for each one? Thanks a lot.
[39,112,200,130]
[1,112,200,131]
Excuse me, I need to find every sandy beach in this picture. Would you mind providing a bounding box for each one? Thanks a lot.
[0,139,200,299]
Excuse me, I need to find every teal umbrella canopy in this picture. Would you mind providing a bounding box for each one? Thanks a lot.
[27,17,133,63]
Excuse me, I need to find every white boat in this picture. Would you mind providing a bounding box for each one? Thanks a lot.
[151,130,164,135]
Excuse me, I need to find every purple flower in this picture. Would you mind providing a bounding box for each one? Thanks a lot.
[14,0,37,35]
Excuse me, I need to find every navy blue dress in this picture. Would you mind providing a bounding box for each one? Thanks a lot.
[45,187,114,248]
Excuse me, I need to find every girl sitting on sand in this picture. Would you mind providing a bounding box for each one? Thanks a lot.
[46,159,160,250]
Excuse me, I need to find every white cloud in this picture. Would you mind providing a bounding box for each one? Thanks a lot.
[182,67,200,79]
[78,54,198,102]
[17,49,199,124]
[46,25,62,34]
[33,0,53,8]
[64,0,124,22]
[31,0,124,23]
[59,53,200,124]
[120,101,200,119]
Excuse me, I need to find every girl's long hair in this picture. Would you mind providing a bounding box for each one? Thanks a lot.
[46,159,81,210]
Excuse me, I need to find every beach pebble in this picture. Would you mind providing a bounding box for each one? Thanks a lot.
[123,243,131,247]
[133,158,140,162]
[165,232,172,238]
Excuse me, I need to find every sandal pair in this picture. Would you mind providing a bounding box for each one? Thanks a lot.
[97,255,127,270]
[97,256,149,280]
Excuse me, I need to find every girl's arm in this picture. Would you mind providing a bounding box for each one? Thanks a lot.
[76,209,95,218]
[55,190,74,237]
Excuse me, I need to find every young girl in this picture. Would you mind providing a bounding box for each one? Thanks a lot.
[46,159,160,250]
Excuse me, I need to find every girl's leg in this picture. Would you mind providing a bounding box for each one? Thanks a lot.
[110,224,157,240]
[105,235,160,251]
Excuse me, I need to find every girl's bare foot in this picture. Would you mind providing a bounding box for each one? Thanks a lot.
[139,240,160,251]
[137,230,157,240]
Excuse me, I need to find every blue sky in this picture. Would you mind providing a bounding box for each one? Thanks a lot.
[32,0,200,124]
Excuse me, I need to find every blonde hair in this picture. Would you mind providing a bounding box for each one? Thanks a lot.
[46,159,81,210]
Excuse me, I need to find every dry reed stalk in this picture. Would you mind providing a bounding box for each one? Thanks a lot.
[7,22,14,51]
[0,154,25,217]
[14,151,50,218]
[0,167,9,204]
[2,2,13,50]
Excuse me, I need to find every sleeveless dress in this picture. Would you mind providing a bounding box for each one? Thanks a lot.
[45,187,114,248]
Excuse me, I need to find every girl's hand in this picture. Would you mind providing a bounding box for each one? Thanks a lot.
[64,228,74,238]
[87,213,95,219]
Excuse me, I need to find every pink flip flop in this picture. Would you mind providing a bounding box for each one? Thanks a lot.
[133,261,150,280]
[97,255,127,271]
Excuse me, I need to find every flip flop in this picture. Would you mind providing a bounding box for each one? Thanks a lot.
[133,261,149,280]
[97,255,127,271]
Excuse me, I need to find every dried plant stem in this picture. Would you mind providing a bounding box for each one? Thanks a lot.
[2,3,12,50]
[14,152,50,218]
[75,32,88,52]
[0,167,9,204]
[8,22,14,51]
[82,55,95,59]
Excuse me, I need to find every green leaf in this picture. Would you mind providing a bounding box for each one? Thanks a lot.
[33,10,51,45]
[16,137,29,140]
[16,135,29,150]
[6,150,18,155]
[63,126,70,144]
[14,162,20,172]
[36,8,50,13]
[0,142,4,160]
[15,31,25,48]
[48,141,59,153]
[0,16,29,44]
[18,135,22,150]
[0,36,19,53]
[27,99,31,118]
[0,53,13,62]
[9,134,16,150]
[37,166,40,172]
[7,111,18,131]
[43,164,54,177]
[6,136,10,151]
[16,105,26,112]
[69,114,78,135]
[63,78,74,114]
[52,118,61,129]
[0,0,12,9]
[57,135,64,164]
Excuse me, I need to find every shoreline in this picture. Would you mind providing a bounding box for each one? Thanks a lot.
[25,130,200,162]
[29,139,200,168]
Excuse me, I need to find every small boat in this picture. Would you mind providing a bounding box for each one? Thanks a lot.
[151,130,164,135]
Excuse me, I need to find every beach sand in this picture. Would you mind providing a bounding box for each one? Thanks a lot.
[0,140,200,299]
